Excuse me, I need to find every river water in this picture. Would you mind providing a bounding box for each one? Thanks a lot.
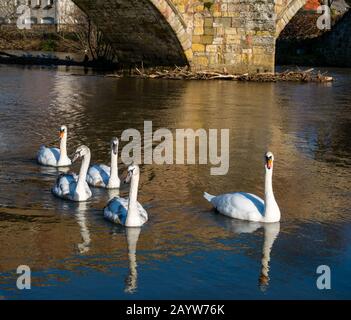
[0,65,350,299]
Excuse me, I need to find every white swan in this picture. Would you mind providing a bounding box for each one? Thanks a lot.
[86,137,120,189]
[104,164,148,227]
[204,151,281,223]
[37,125,72,167]
[52,145,92,202]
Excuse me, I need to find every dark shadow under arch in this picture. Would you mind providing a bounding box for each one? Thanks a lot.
[73,0,189,66]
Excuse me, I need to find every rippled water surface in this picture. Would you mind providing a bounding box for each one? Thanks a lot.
[0,65,350,299]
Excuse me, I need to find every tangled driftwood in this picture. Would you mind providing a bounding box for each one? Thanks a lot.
[129,66,333,82]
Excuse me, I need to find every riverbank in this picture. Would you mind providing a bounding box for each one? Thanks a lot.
[0,50,118,69]
[0,25,79,52]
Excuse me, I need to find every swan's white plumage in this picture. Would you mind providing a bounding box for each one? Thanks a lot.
[37,146,60,167]
[103,164,148,227]
[104,197,148,226]
[86,137,120,189]
[52,173,78,198]
[52,145,92,202]
[204,152,281,223]
[53,173,92,201]
[37,125,71,167]
[87,164,110,187]
[205,192,265,222]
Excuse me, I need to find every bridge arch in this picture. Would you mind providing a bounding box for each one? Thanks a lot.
[276,0,307,36]
[73,0,191,66]
[72,0,347,72]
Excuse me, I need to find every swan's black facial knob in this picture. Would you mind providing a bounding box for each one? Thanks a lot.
[111,137,119,155]
[72,152,80,163]
[59,128,65,139]
[265,151,274,169]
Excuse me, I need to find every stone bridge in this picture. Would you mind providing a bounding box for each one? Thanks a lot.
[74,0,308,73]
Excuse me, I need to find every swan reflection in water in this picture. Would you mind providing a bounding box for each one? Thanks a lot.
[215,217,280,291]
[124,227,141,294]
[58,200,91,254]
[38,164,71,179]
[107,189,141,293]
[258,222,280,291]
[109,221,141,294]
[75,201,91,254]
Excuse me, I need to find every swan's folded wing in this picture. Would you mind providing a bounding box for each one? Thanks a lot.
[37,146,60,166]
[84,181,92,198]
[87,164,110,187]
[104,197,128,225]
[137,201,148,224]
[53,173,77,197]
[212,192,264,222]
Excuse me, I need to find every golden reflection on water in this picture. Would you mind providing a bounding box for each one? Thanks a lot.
[0,66,350,297]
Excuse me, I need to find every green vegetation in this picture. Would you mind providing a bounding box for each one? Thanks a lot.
[40,39,57,52]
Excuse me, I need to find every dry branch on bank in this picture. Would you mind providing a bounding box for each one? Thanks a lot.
[130,66,333,82]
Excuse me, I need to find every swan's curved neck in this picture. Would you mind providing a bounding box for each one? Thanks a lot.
[76,152,91,191]
[108,147,120,188]
[126,173,140,226]
[264,169,274,200]
[263,167,280,222]
[59,133,68,162]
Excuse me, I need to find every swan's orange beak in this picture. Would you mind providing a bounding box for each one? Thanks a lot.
[59,131,64,139]
[267,159,273,169]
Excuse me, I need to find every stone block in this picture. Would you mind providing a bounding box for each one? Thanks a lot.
[192,43,205,52]
[204,27,214,35]
[204,18,213,27]
[191,35,202,43]
[194,26,204,35]
[184,48,193,60]
[193,55,209,67]
[253,46,265,55]
[213,37,224,45]
[206,44,218,52]
[201,35,214,44]
[225,27,237,35]
[226,34,241,44]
